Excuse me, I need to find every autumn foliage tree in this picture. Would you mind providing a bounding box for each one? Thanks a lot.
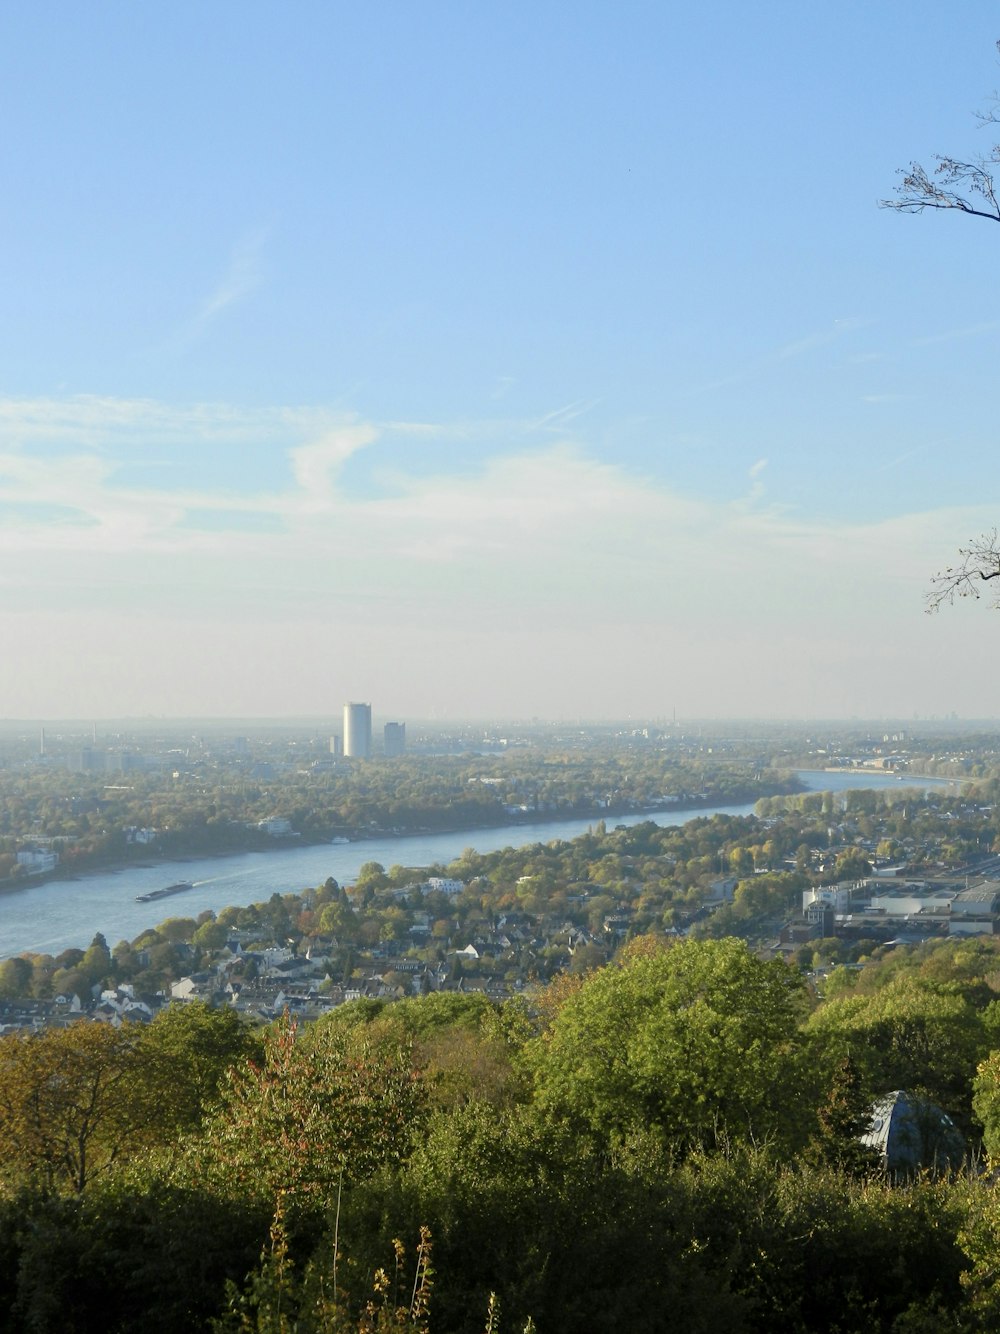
[197,1014,424,1207]
[0,1024,158,1193]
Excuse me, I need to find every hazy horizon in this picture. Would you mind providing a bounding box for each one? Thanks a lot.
[3,4,999,720]
[1,713,994,731]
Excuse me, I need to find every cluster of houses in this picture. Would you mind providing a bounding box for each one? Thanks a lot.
[0,983,156,1034]
[0,926,523,1035]
[1,864,627,1033]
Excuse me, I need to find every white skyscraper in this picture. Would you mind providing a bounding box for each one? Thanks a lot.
[343,702,372,758]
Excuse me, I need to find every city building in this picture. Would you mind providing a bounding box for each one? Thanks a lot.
[425,876,465,896]
[257,816,294,837]
[68,747,104,773]
[343,702,372,759]
[17,847,59,874]
[384,721,406,757]
[329,734,343,758]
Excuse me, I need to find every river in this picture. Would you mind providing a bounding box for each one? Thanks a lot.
[0,770,953,959]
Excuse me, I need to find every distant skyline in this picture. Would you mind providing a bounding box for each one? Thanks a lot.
[2,3,1000,720]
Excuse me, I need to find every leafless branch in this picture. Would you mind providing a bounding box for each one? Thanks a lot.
[879,154,1000,222]
[884,48,1000,618]
[974,39,1000,126]
[881,43,1000,222]
[926,529,1000,612]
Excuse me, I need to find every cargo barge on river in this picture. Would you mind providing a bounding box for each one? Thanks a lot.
[135,881,194,903]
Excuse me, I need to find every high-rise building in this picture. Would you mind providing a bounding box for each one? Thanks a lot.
[384,721,406,757]
[329,734,343,758]
[343,702,372,759]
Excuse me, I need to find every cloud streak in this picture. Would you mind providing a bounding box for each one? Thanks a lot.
[529,398,602,433]
[194,227,267,325]
[148,228,269,355]
[913,319,1000,347]
[687,318,871,397]
[0,393,330,446]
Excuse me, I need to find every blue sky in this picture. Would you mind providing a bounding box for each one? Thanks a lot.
[2,2,1000,721]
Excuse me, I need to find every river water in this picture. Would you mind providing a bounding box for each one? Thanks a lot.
[0,770,952,958]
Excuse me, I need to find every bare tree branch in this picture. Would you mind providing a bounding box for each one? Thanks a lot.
[879,154,1000,222]
[883,45,1000,615]
[926,529,1000,612]
[881,42,1000,221]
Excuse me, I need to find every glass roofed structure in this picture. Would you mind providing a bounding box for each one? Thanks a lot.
[861,1090,965,1177]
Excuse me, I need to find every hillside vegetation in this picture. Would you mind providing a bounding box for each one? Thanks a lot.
[6,932,1000,1330]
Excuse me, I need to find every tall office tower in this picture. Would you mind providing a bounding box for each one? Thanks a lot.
[343,702,372,759]
[384,721,406,757]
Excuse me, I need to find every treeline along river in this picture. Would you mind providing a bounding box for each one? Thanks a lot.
[0,770,952,959]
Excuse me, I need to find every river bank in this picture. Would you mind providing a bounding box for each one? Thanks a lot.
[1,782,804,899]
[0,769,953,959]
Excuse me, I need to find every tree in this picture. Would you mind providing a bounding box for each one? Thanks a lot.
[806,975,988,1128]
[0,1024,157,1192]
[881,44,1000,610]
[925,528,1000,611]
[197,1014,423,1205]
[834,849,873,881]
[81,933,112,984]
[528,937,808,1152]
[192,917,228,950]
[356,860,389,893]
[156,916,199,944]
[0,956,33,999]
[880,40,1000,226]
[729,847,753,878]
[140,1001,256,1135]
[806,1053,881,1176]
[972,1049,1000,1162]
[881,152,1000,224]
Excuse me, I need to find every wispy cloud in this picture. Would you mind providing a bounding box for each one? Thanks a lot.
[194,227,267,325]
[152,228,268,354]
[872,444,929,473]
[529,398,601,433]
[0,394,331,446]
[0,395,369,550]
[730,456,770,513]
[775,317,868,361]
[913,319,1000,347]
[847,351,886,365]
[289,425,378,506]
[688,319,870,396]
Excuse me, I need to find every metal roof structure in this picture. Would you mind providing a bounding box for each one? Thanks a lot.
[861,1089,965,1176]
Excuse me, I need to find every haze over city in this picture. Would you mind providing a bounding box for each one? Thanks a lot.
[3,3,999,720]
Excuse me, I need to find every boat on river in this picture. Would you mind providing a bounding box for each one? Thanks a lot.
[135,881,194,904]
